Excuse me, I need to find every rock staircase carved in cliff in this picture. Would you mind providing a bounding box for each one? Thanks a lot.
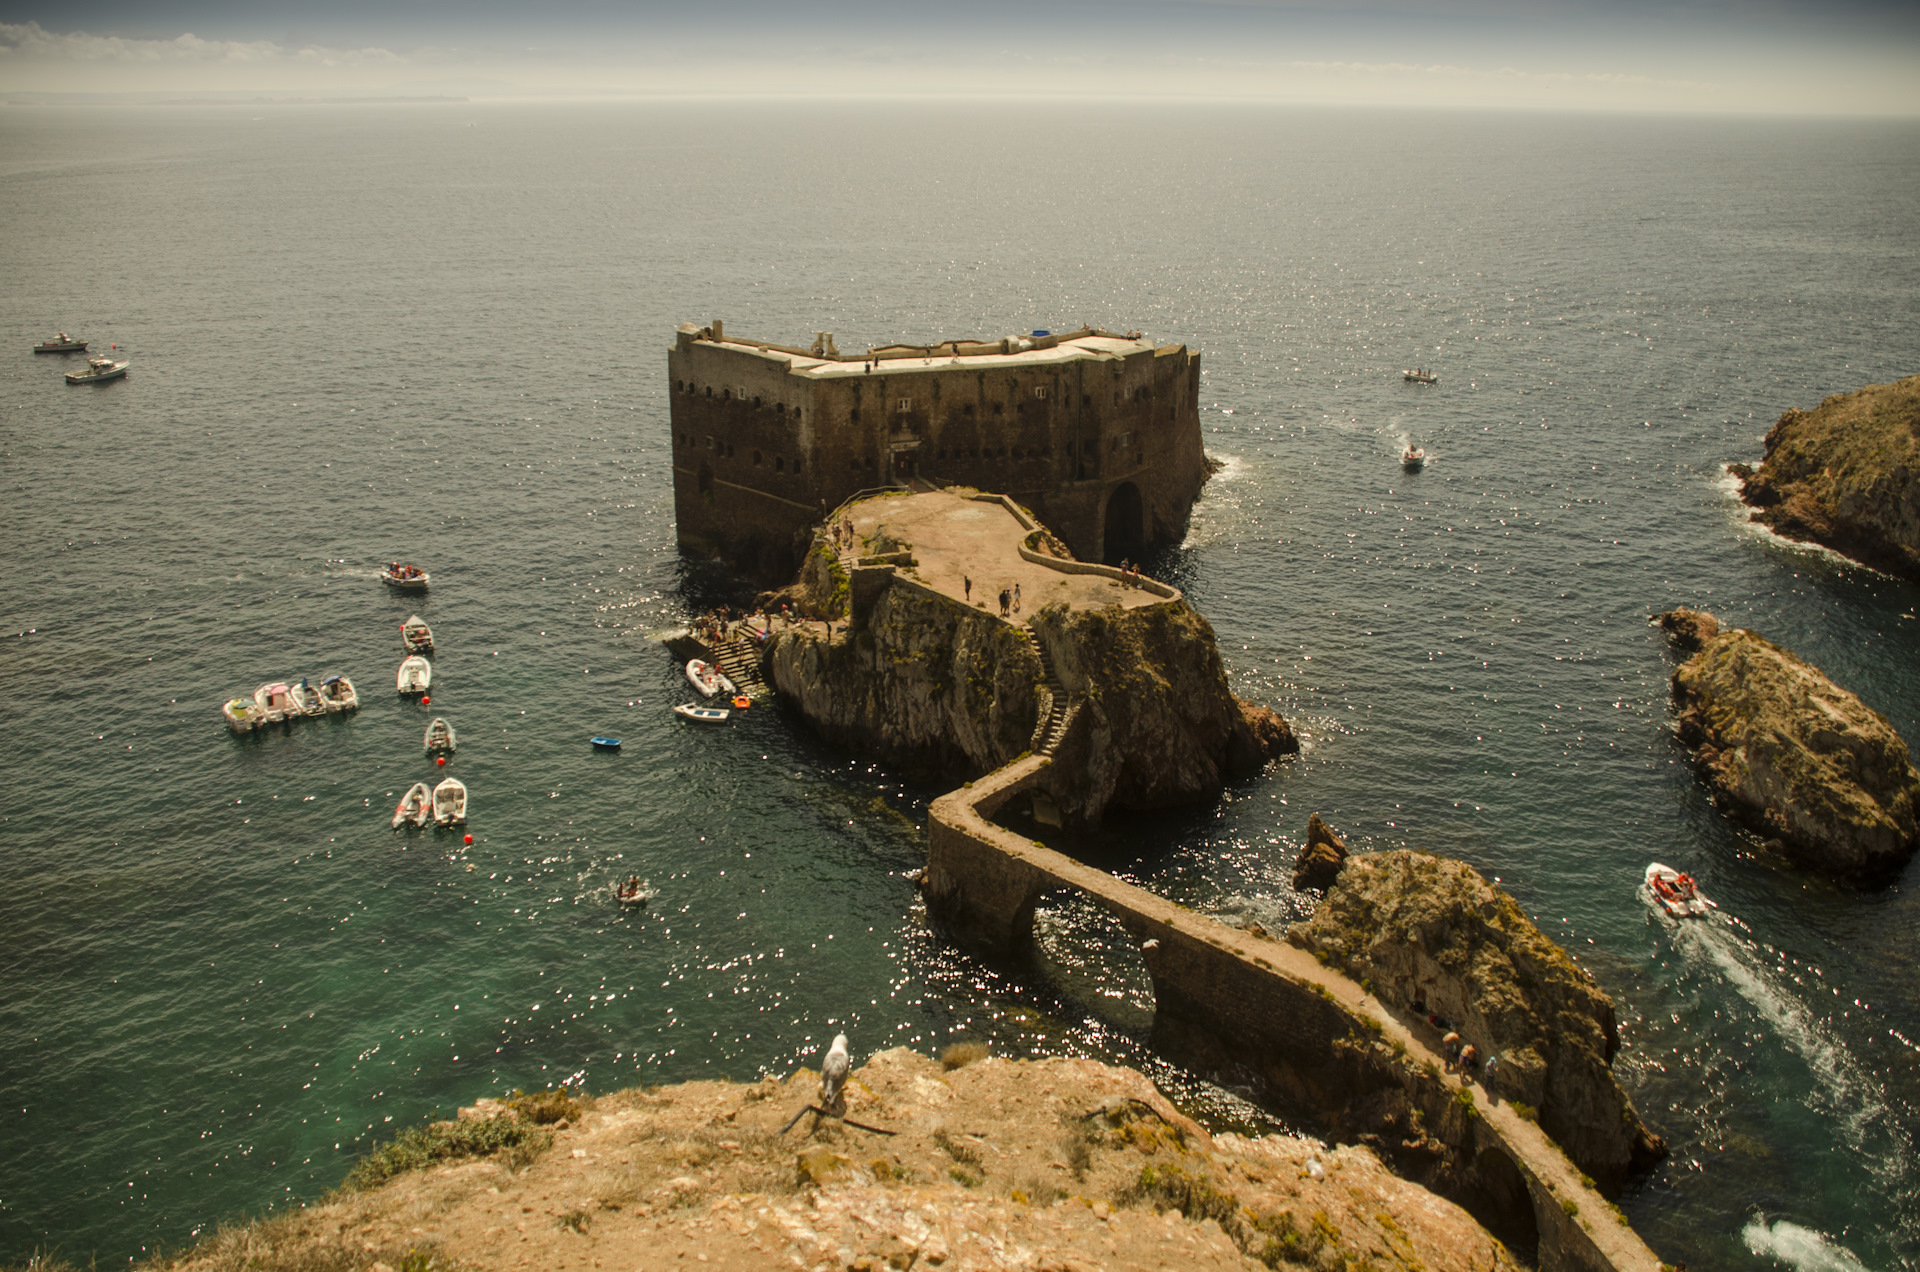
[711,632,772,701]
[1023,626,1076,757]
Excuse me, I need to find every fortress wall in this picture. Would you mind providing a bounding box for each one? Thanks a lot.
[923,759,1663,1272]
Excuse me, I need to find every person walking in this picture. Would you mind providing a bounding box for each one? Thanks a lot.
[1013,582,1021,613]
[964,576,971,602]
[998,588,1010,617]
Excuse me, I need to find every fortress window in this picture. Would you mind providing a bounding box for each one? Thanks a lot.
[753,396,762,409]
[991,403,1003,415]
[705,386,712,398]
[866,457,876,469]
[849,458,861,470]
[1041,445,1052,457]
[969,448,979,459]
[752,450,762,465]
[725,443,735,458]
[1033,386,1049,400]
[851,408,861,423]
[793,459,801,474]
[1082,394,1091,407]
[674,380,683,392]
[775,457,785,472]
[794,409,802,422]
[722,389,731,400]
[776,403,785,415]
[898,398,912,413]
[962,403,975,417]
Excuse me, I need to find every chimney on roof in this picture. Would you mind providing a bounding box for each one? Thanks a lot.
[812,332,838,357]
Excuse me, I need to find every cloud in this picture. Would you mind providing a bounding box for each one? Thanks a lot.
[0,21,402,69]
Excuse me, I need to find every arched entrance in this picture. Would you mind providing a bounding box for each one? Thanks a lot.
[1103,482,1144,562]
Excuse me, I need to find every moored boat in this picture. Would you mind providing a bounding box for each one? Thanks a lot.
[673,702,730,724]
[254,681,297,723]
[382,563,430,591]
[615,875,654,906]
[424,716,457,753]
[289,679,324,717]
[1402,446,1426,471]
[222,696,264,733]
[393,781,433,828]
[1644,862,1714,919]
[685,659,735,698]
[1403,368,1438,385]
[432,777,467,825]
[400,614,434,654]
[317,674,359,712]
[590,736,622,750]
[396,655,431,695]
[33,333,87,353]
[66,357,128,384]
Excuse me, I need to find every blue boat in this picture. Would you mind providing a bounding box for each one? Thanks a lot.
[591,736,622,750]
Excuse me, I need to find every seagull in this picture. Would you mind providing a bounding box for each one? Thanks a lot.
[820,1034,851,1109]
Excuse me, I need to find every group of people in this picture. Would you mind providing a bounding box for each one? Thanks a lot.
[1411,999,1498,1088]
[830,516,857,553]
[386,562,424,580]
[960,575,1023,617]
[1115,558,1149,588]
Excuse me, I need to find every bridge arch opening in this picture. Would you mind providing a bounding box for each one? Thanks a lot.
[1103,482,1145,562]
[1029,886,1157,1036]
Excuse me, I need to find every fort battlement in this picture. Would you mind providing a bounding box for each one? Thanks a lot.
[668,321,1211,580]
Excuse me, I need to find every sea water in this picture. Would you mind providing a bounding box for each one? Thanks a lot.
[1,102,1916,1271]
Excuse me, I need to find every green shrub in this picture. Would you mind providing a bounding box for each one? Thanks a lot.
[343,1114,550,1191]
[941,1041,990,1071]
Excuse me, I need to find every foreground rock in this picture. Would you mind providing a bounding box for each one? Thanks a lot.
[1731,375,1920,580]
[1659,613,1920,877]
[1291,813,1350,891]
[1289,850,1666,1186]
[157,1051,1520,1272]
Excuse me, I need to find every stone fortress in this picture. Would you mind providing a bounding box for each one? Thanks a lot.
[668,320,1212,579]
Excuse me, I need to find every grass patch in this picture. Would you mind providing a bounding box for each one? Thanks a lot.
[343,1114,551,1192]
[941,1041,990,1071]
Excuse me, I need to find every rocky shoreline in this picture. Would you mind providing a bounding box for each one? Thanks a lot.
[1656,609,1920,878]
[150,1050,1530,1272]
[1730,374,1920,581]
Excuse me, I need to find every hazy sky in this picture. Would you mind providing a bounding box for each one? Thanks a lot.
[2,0,1916,114]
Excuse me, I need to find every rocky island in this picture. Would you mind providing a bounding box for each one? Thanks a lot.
[763,488,1294,825]
[1657,608,1920,877]
[1730,374,1920,581]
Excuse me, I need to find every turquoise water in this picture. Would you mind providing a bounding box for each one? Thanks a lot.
[1,103,1917,1271]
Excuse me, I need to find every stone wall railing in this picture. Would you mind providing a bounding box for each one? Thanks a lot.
[963,492,1183,603]
[921,757,1662,1272]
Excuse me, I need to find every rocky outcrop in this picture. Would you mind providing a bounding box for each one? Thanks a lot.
[1289,850,1666,1187]
[155,1050,1525,1272]
[1732,375,1920,580]
[767,558,1294,825]
[1662,617,1920,877]
[1292,813,1350,891]
[1652,607,1718,652]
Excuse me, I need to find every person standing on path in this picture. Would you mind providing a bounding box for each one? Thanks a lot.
[964,576,971,602]
[998,588,1010,617]
[1013,582,1021,614]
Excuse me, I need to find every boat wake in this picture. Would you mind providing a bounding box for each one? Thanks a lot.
[1742,1214,1874,1272]
[1659,905,1906,1187]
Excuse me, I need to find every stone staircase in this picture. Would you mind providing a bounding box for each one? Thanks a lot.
[1024,626,1074,756]
[711,631,772,701]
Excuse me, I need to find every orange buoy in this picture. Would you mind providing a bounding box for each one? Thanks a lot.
[732,695,751,709]
[436,755,446,766]
[421,695,429,704]
[464,834,473,844]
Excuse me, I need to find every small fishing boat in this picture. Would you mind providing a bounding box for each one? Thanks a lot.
[1403,368,1438,385]
[33,333,87,353]
[590,736,622,750]
[222,696,264,733]
[1402,446,1426,471]
[685,659,735,698]
[289,679,325,717]
[66,357,128,384]
[424,716,456,753]
[382,564,430,591]
[393,781,433,828]
[254,681,297,723]
[396,655,431,695]
[673,703,730,724]
[317,674,359,712]
[400,614,434,654]
[615,875,654,906]
[1645,863,1714,920]
[432,776,467,825]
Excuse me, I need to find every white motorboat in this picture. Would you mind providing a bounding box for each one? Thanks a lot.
[34,333,87,353]
[254,681,296,723]
[222,696,264,733]
[1645,863,1714,920]
[1403,368,1438,385]
[401,614,434,654]
[382,564,430,591]
[685,659,735,698]
[396,655,431,695]
[432,777,467,825]
[1402,446,1426,471]
[424,716,456,754]
[289,679,325,717]
[674,703,730,724]
[317,674,359,712]
[393,781,433,828]
[66,357,128,384]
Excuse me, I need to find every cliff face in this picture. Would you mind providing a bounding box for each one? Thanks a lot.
[1288,851,1665,1187]
[1663,618,1920,877]
[157,1050,1522,1272]
[1733,375,1920,581]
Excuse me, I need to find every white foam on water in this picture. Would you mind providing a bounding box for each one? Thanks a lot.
[1742,1214,1873,1272]
[1661,907,1905,1186]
